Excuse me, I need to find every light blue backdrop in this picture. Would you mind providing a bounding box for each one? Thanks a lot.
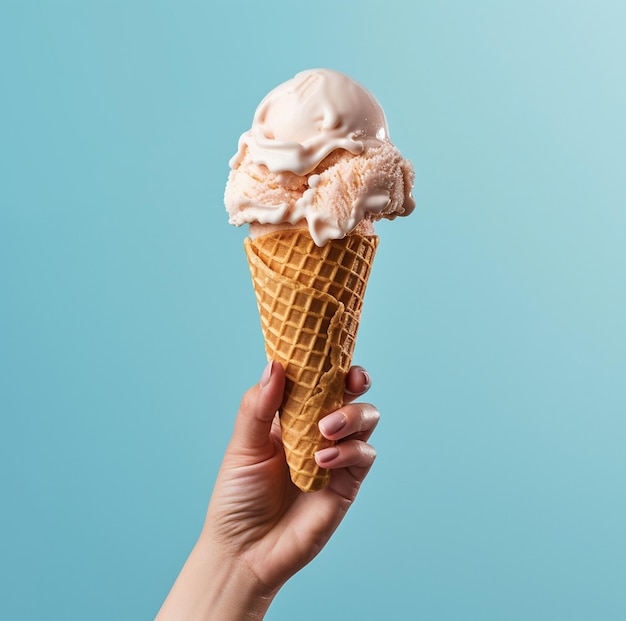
[2,1,625,619]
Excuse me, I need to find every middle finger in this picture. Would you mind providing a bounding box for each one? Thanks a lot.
[318,402,380,443]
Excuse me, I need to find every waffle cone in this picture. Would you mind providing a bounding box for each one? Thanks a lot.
[244,229,378,492]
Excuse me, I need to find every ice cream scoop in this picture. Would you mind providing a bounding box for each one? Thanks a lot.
[225,68,414,246]
[229,67,389,175]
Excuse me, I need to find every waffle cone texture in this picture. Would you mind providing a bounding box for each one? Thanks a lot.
[244,229,378,492]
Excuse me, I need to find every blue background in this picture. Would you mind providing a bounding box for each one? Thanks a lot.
[2,1,625,619]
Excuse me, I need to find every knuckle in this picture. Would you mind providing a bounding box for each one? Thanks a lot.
[361,442,376,461]
[356,403,380,430]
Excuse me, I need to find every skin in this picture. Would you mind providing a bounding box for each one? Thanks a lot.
[155,361,379,620]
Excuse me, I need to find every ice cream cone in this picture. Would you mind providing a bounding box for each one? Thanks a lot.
[244,229,378,492]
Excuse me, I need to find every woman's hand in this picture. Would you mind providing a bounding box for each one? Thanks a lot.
[207,361,379,590]
[155,362,379,620]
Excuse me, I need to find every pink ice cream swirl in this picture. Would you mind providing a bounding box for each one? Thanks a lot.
[225,69,415,246]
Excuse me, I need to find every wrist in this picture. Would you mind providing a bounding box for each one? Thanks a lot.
[155,534,276,621]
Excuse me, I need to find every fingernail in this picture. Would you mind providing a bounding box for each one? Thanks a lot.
[319,412,347,436]
[345,368,372,395]
[260,361,273,387]
[360,369,371,390]
[315,446,340,465]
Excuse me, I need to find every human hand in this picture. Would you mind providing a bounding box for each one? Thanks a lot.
[155,361,379,620]
[205,361,379,594]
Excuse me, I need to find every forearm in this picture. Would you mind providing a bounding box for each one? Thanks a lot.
[155,535,275,621]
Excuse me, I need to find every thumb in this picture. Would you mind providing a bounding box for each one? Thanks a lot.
[231,361,285,453]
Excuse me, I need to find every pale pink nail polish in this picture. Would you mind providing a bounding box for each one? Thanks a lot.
[260,361,273,387]
[315,446,340,465]
[319,412,347,436]
[360,368,371,390]
[345,367,371,395]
